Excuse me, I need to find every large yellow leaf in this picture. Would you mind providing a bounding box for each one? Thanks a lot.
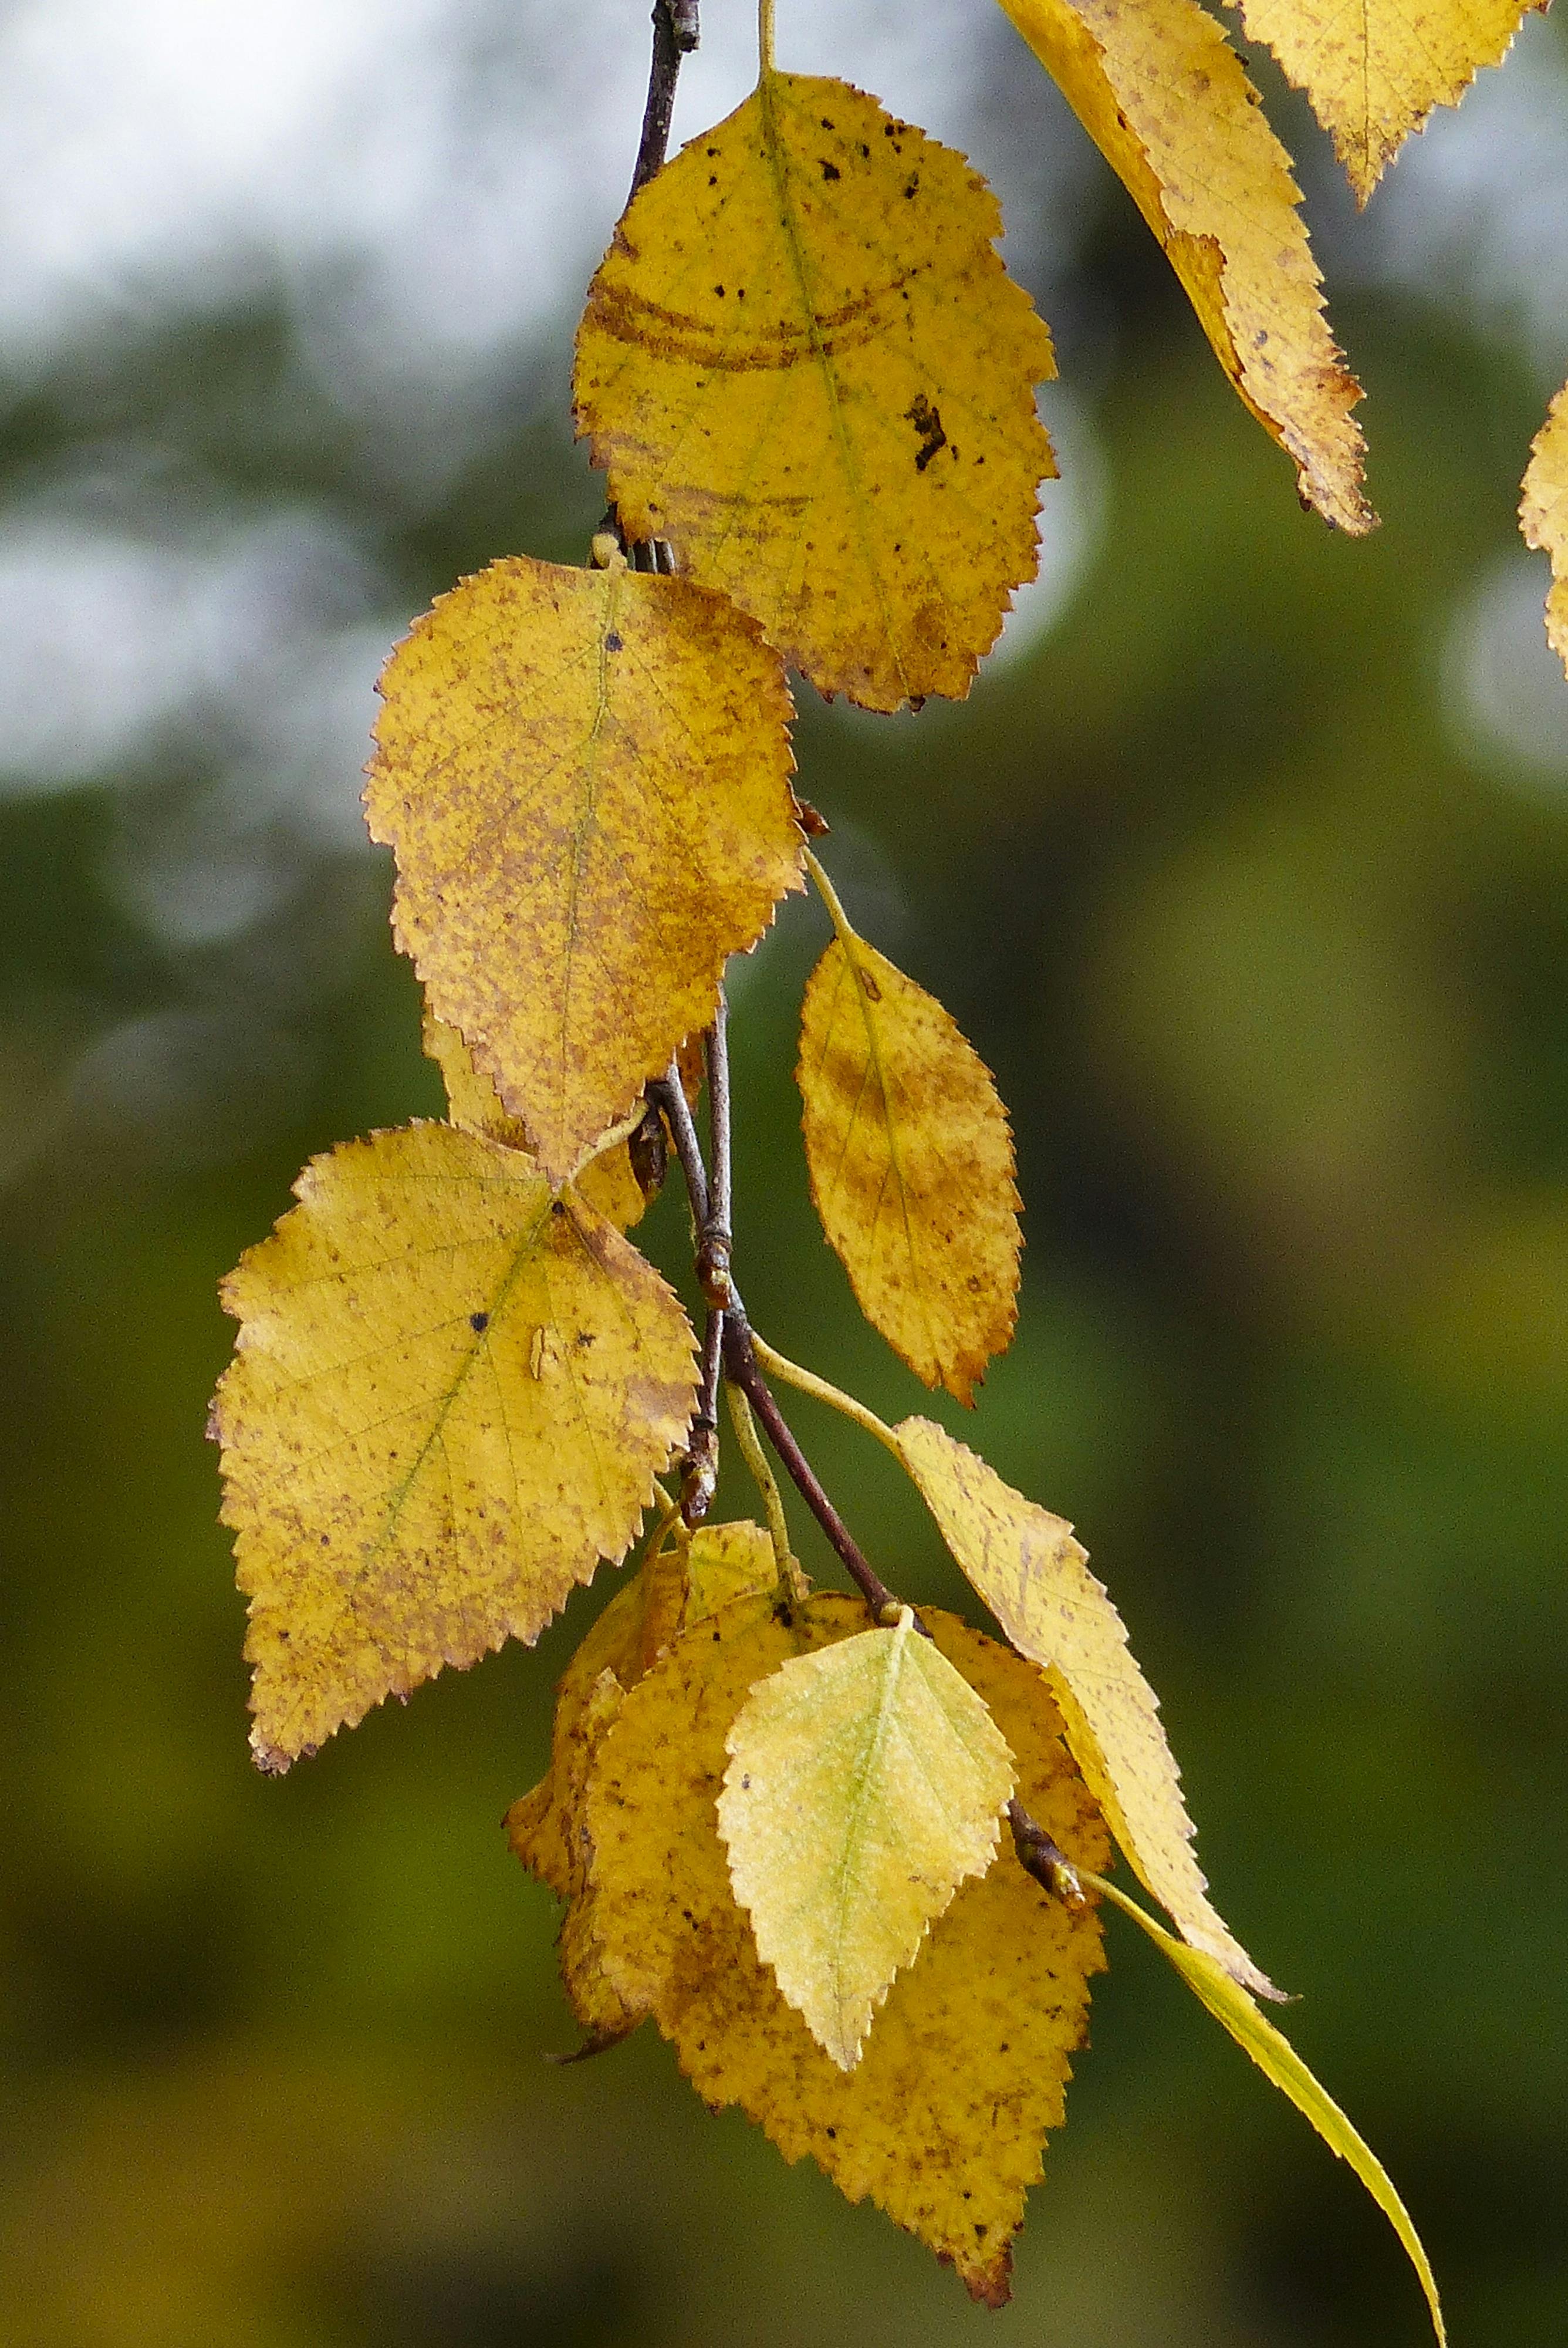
[895,1421,1279,2000]
[422,1011,649,1230]
[995,0,1373,534]
[1093,1874,1446,2347]
[797,924,1020,1402]
[575,72,1056,712]
[1237,0,1541,204]
[214,1121,698,1771]
[1521,379,1568,679]
[366,556,803,1183]
[718,1607,1014,2069]
[584,1597,1109,2304]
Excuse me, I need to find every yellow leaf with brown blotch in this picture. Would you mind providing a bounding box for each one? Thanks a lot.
[575,72,1056,712]
[422,1011,649,1231]
[895,1421,1280,2000]
[1236,0,1542,205]
[719,1608,1014,2069]
[797,928,1020,1402]
[366,556,803,1184]
[213,1121,698,1772]
[995,0,1373,535]
[1521,380,1568,679]
[584,1597,1109,2305]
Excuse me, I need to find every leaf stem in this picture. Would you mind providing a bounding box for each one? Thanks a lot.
[724,1377,807,1601]
[758,0,776,77]
[747,1332,904,1462]
[628,0,700,210]
[802,843,857,946]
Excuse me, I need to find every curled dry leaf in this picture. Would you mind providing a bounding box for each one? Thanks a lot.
[797,929,1020,1402]
[583,1597,1109,2305]
[896,1419,1279,2000]
[213,1121,698,1771]
[1237,0,1542,205]
[1520,379,1568,679]
[366,556,803,1185]
[575,72,1056,711]
[718,1608,1015,2069]
[996,0,1373,534]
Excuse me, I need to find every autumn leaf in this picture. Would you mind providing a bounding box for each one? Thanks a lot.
[583,1597,1108,2304]
[366,556,803,1184]
[797,863,1020,1401]
[1521,379,1568,679]
[718,1607,1014,2069]
[509,1517,784,2051]
[1093,1874,1446,2346]
[213,1121,697,1771]
[895,1421,1279,2000]
[423,1011,650,1230]
[995,0,1372,534]
[575,72,1056,711]
[1236,0,1542,204]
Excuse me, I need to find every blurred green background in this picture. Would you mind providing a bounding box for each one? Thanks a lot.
[2,2,1565,2342]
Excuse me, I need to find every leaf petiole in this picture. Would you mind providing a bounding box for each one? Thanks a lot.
[747,1332,904,1463]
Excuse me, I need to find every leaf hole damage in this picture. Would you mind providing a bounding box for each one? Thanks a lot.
[470,1311,489,1332]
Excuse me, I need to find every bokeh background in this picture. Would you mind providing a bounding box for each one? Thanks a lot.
[2,1,1566,2341]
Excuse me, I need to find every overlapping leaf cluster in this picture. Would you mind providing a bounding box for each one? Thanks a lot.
[205,0,1539,2327]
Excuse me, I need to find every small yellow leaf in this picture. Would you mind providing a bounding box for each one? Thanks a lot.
[797,930,1020,1402]
[575,72,1056,711]
[719,1608,1014,2069]
[214,1121,698,1770]
[421,1011,649,1230]
[508,1519,780,1897]
[1521,379,1568,679]
[1093,1873,1446,2347]
[366,556,803,1183]
[1237,0,1542,204]
[896,1420,1279,2000]
[996,0,1372,534]
[584,1597,1109,2304]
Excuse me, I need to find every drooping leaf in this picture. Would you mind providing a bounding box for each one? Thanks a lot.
[895,1421,1279,2000]
[995,0,1372,534]
[575,72,1056,712]
[423,1011,650,1229]
[1236,0,1542,204]
[797,927,1020,1402]
[214,1121,698,1771]
[584,1597,1109,2304]
[718,1607,1014,2069]
[1521,379,1568,679]
[366,556,803,1183]
[1093,1873,1446,2347]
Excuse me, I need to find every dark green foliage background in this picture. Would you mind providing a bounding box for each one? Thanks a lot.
[1,15,1564,2344]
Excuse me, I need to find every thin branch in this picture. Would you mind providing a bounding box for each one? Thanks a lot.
[648,1061,709,1225]
[680,1306,724,1526]
[698,990,734,1307]
[628,0,700,210]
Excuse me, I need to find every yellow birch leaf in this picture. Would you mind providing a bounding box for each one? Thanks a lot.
[718,1607,1014,2069]
[574,72,1056,712]
[1521,379,1568,679]
[509,1520,782,2050]
[895,1419,1279,2000]
[584,1597,1109,2304]
[1236,0,1541,205]
[797,926,1020,1402]
[366,556,803,1184]
[995,0,1373,534]
[1093,1874,1446,2347]
[213,1121,698,1772]
[421,1010,648,1230]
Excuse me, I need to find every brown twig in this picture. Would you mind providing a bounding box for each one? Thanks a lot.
[627,0,700,209]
